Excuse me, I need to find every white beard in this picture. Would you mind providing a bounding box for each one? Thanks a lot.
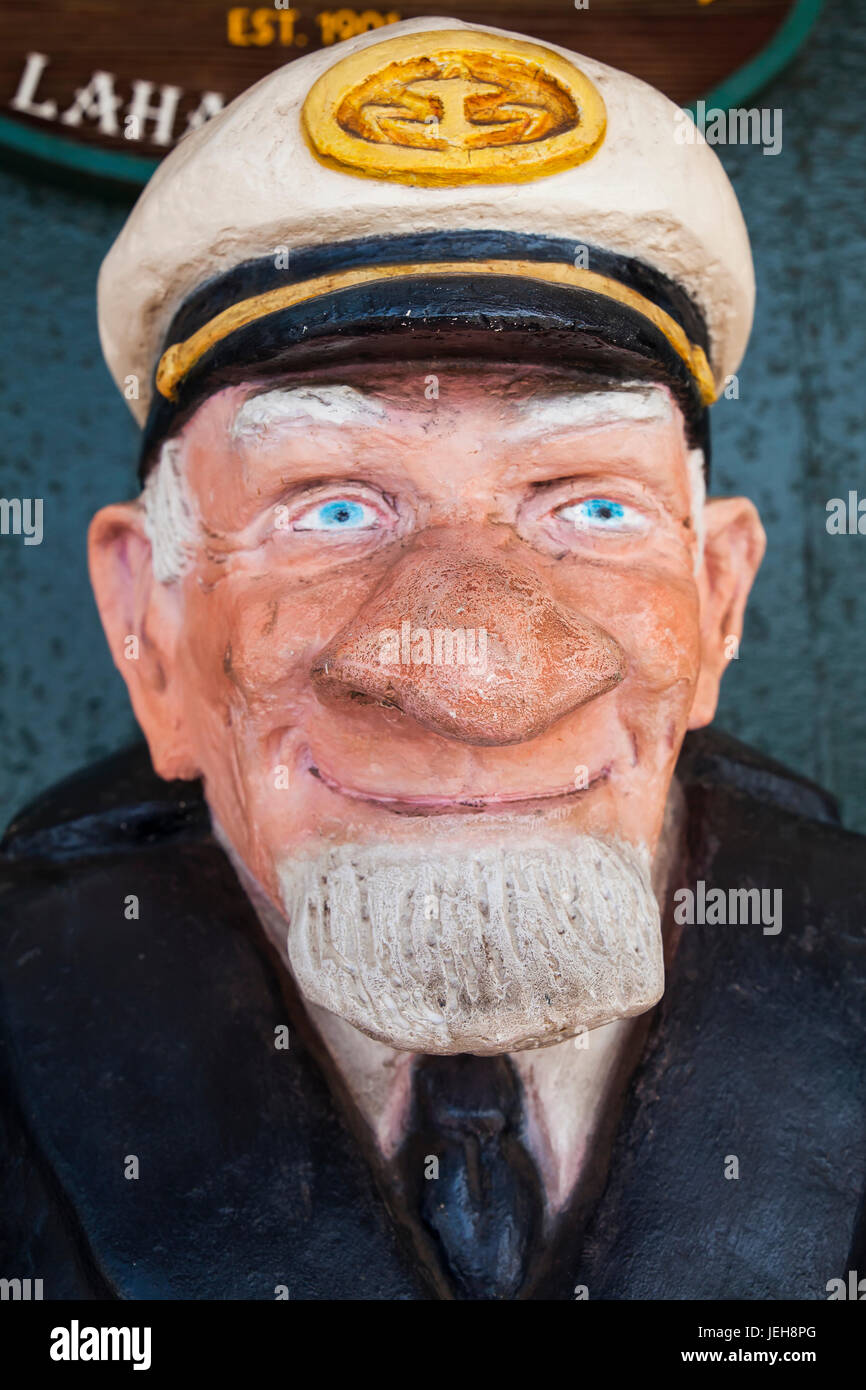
[275,836,664,1054]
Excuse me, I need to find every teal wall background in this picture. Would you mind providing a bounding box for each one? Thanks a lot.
[1,0,865,833]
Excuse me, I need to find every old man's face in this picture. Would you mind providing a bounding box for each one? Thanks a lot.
[90,363,764,1053]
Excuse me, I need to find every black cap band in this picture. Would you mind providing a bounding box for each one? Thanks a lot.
[139,230,713,481]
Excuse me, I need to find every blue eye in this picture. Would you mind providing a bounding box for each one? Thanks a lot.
[293,498,378,532]
[583,499,624,522]
[556,497,645,533]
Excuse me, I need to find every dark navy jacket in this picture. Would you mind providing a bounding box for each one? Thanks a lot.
[1,729,865,1299]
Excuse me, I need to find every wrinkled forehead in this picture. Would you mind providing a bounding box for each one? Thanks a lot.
[178,362,688,456]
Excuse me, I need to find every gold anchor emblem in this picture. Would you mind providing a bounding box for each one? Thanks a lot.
[361,75,504,150]
[302,29,607,186]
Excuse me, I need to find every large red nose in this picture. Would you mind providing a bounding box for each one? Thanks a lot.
[311,543,625,745]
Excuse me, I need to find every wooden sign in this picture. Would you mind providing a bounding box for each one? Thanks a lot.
[0,0,822,186]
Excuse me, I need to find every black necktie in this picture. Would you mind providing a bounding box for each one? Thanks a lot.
[400,1053,545,1300]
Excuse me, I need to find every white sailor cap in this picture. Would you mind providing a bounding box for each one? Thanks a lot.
[96,15,754,478]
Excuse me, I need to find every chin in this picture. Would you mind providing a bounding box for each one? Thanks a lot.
[276,833,665,1054]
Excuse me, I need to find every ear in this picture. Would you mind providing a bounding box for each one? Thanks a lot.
[88,502,200,780]
[688,496,766,730]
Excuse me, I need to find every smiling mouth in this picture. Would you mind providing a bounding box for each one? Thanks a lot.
[306,757,611,816]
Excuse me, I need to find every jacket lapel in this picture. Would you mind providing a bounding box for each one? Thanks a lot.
[531,776,866,1299]
[1,834,430,1299]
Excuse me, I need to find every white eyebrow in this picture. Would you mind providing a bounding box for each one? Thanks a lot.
[231,385,387,442]
[512,386,675,439]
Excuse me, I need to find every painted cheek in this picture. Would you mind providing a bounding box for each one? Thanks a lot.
[220,599,315,702]
[615,575,701,692]
[185,568,377,706]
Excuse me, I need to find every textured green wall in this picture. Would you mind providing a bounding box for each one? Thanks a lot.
[1,0,864,831]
